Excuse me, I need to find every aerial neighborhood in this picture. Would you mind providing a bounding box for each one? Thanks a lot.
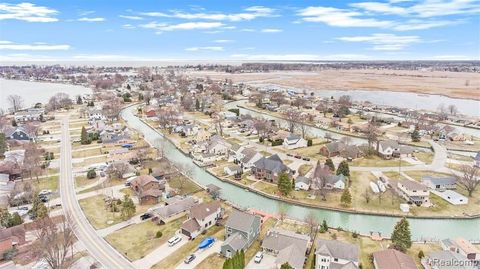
[0,63,479,269]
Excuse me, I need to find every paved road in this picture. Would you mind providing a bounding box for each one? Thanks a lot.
[133,234,189,269]
[59,117,135,269]
[175,240,223,269]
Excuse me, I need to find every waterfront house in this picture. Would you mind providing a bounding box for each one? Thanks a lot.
[261,228,310,269]
[325,174,347,190]
[373,249,417,269]
[14,108,43,122]
[315,239,359,269]
[252,154,291,183]
[180,201,222,239]
[432,190,468,205]
[236,147,263,170]
[224,164,242,176]
[295,176,311,191]
[421,176,456,190]
[195,128,211,142]
[283,133,308,150]
[397,179,430,206]
[422,250,473,269]
[220,210,261,258]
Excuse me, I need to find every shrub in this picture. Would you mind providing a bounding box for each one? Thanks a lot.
[418,250,424,259]
[352,231,359,238]
[87,169,97,179]
[307,139,313,147]
[156,231,163,238]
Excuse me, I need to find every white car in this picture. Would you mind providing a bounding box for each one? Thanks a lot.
[39,189,52,196]
[168,235,182,247]
[254,251,263,263]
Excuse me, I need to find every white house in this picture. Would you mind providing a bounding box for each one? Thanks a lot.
[235,147,263,170]
[315,239,359,269]
[397,179,430,207]
[180,201,222,239]
[283,133,308,150]
[295,176,311,191]
[206,135,231,156]
[432,190,468,205]
[224,165,242,176]
[377,140,413,159]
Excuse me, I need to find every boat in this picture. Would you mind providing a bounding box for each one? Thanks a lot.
[198,237,215,249]
[370,182,380,193]
[377,180,386,192]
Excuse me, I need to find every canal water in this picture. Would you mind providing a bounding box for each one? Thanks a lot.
[121,104,480,241]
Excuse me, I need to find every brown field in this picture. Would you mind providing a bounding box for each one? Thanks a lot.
[188,69,480,100]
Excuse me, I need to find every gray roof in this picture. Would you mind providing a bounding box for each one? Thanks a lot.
[315,239,359,263]
[253,154,288,174]
[241,147,259,163]
[222,232,248,251]
[422,176,456,185]
[262,229,310,269]
[426,251,470,269]
[379,140,399,149]
[326,174,346,185]
[399,179,428,191]
[225,210,260,233]
[152,196,196,219]
[325,142,346,153]
[296,176,311,185]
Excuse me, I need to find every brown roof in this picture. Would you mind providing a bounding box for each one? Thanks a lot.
[189,201,221,220]
[0,225,26,247]
[399,179,428,191]
[140,189,162,198]
[181,218,201,233]
[132,175,158,187]
[373,249,417,269]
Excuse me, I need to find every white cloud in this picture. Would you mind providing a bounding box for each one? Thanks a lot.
[0,2,58,22]
[298,6,393,28]
[214,39,234,43]
[240,28,256,32]
[78,17,105,22]
[261,28,282,33]
[140,5,275,21]
[122,24,136,29]
[337,33,421,50]
[230,53,369,61]
[0,41,70,50]
[140,21,224,33]
[119,15,143,20]
[185,46,224,52]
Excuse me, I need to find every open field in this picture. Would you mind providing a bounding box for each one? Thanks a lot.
[188,70,480,100]
[106,217,186,261]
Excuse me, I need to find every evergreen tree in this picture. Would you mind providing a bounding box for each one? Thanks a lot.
[76,95,83,105]
[87,169,97,179]
[340,188,352,207]
[277,172,292,196]
[7,212,23,227]
[280,262,293,269]
[121,195,136,220]
[80,126,89,145]
[195,99,200,110]
[325,158,335,171]
[391,217,412,252]
[336,160,350,177]
[411,128,421,142]
[29,195,48,220]
[0,133,6,157]
[320,220,328,233]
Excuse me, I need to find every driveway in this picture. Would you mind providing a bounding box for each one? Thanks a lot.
[175,240,223,269]
[246,253,276,269]
[133,234,188,269]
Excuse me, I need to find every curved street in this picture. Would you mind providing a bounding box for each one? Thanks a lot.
[59,116,135,269]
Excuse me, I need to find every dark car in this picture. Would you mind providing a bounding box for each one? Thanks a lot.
[39,195,49,203]
[295,155,301,159]
[302,157,310,161]
[140,213,152,220]
[184,254,196,264]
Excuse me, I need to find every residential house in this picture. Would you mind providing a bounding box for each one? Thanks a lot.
[14,108,43,122]
[235,147,263,170]
[180,201,222,239]
[441,238,479,261]
[131,175,164,205]
[195,128,211,142]
[151,196,197,224]
[423,250,474,269]
[377,140,413,159]
[421,176,456,190]
[319,142,361,159]
[474,152,480,167]
[151,167,176,181]
[397,179,430,206]
[295,176,311,191]
[0,175,14,208]
[0,225,26,258]
[315,239,359,269]
[261,229,310,269]
[252,154,290,183]
[220,210,261,258]
[5,127,34,142]
[206,135,231,156]
[224,165,242,176]
[325,174,347,190]
[283,133,308,150]
[144,106,157,117]
[0,161,22,180]
[373,249,418,269]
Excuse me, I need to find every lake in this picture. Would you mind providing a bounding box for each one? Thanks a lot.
[0,79,92,110]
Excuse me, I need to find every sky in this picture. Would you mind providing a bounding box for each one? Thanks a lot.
[0,0,479,62]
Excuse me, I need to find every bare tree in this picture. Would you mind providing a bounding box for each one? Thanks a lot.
[447,104,458,116]
[311,162,330,201]
[277,204,288,222]
[365,122,379,150]
[106,161,130,179]
[211,96,225,136]
[102,97,123,121]
[23,142,44,180]
[437,103,448,120]
[455,165,479,197]
[34,214,76,269]
[362,188,371,203]
[283,109,301,133]
[7,94,24,112]
[304,212,319,239]
[338,95,352,107]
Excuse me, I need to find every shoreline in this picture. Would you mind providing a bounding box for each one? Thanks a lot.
[133,110,480,220]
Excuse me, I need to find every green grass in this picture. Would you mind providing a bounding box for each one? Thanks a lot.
[105,217,186,261]
[151,225,224,269]
[351,156,412,167]
[17,175,59,193]
[71,147,103,158]
[75,175,99,188]
[254,181,278,195]
[79,195,124,229]
[168,175,201,195]
[414,152,434,164]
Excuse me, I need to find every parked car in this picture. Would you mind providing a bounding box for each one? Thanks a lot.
[295,155,301,159]
[168,236,182,247]
[184,254,196,264]
[254,251,263,263]
[39,189,52,196]
[140,213,152,220]
[39,195,49,203]
[302,157,310,161]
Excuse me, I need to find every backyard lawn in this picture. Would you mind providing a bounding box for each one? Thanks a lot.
[16,175,59,193]
[168,175,201,195]
[414,151,434,164]
[79,195,124,229]
[298,164,313,176]
[105,217,186,261]
[351,156,412,167]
